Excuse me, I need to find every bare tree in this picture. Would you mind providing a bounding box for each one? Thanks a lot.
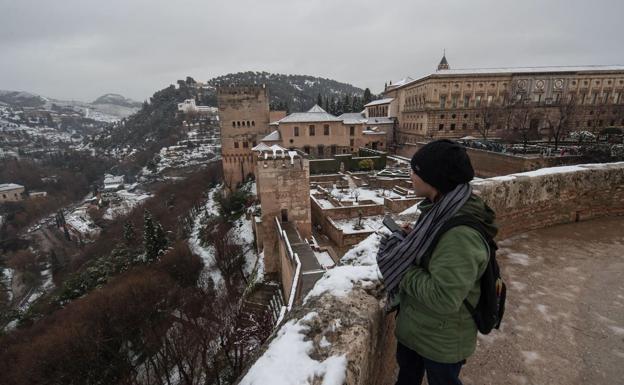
[475,94,499,142]
[545,94,577,150]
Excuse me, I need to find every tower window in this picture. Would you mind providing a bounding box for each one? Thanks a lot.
[309,125,315,136]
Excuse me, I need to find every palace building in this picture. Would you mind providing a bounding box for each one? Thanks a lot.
[384,55,624,143]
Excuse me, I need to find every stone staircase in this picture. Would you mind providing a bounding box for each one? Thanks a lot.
[240,281,284,328]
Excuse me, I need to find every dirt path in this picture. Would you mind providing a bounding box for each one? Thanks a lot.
[462,216,624,385]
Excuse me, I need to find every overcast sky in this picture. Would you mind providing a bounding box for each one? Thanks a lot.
[1,0,622,102]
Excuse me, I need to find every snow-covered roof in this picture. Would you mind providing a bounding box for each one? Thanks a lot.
[436,65,624,76]
[338,112,367,124]
[0,183,24,192]
[103,174,124,184]
[389,65,624,92]
[261,130,281,142]
[252,142,272,152]
[366,117,394,124]
[364,98,393,107]
[274,105,341,124]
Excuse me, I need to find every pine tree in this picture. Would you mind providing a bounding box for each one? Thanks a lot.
[317,93,323,106]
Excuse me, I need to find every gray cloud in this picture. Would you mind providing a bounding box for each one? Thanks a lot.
[0,0,622,101]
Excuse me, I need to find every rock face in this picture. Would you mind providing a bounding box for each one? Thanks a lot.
[238,162,624,385]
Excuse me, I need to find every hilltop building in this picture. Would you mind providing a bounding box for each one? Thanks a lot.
[0,183,24,202]
[383,54,624,143]
[177,99,217,114]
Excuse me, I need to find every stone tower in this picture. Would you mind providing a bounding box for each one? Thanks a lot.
[217,85,271,190]
[437,51,450,71]
[255,147,312,274]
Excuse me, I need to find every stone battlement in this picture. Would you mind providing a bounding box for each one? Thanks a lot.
[216,84,267,96]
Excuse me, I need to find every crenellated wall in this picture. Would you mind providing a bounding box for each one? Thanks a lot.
[238,162,624,385]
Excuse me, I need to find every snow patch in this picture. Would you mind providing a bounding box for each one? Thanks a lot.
[239,315,347,385]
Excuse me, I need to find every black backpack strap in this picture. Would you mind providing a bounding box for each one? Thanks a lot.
[420,215,496,313]
[420,215,493,271]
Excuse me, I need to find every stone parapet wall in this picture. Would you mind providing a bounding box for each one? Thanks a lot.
[239,162,624,385]
[473,162,624,238]
[396,142,584,178]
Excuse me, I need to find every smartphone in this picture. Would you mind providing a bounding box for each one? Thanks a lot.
[382,214,404,234]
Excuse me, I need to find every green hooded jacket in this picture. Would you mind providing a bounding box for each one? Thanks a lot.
[395,194,498,363]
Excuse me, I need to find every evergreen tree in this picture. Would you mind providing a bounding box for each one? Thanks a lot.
[143,210,157,261]
[363,88,373,105]
[143,210,167,261]
[317,93,323,106]
[323,96,330,113]
[329,96,336,115]
[336,98,344,116]
[343,94,351,113]
[123,221,136,245]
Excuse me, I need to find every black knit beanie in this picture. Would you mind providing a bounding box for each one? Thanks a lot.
[410,139,474,194]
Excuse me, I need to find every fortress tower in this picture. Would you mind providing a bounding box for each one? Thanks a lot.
[217,85,271,190]
[254,147,312,274]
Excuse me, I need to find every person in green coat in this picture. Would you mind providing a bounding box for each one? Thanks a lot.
[376,140,498,385]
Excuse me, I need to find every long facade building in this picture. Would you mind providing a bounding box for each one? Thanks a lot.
[384,56,624,143]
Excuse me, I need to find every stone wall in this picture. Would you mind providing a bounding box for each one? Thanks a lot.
[240,162,624,385]
[473,162,624,239]
[257,155,311,274]
[384,196,422,213]
[395,142,584,178]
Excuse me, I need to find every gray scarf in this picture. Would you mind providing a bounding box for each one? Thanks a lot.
[376,183,472,308]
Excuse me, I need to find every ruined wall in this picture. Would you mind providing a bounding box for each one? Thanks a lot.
[239,162,624,385]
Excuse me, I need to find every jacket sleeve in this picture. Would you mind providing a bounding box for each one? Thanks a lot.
[399,226,488,314]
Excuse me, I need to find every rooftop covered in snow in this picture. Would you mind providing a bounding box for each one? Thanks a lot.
[0,183,24,192]
[272,105,341,124]
[364,98,393,107]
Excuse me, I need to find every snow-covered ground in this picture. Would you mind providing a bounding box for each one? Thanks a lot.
[239,312,347,385]
[187,184,259,288]
[66,207,99,237]
[311,185,404,208]
[188,186,222,287]
[331,216,383,234]
[102,189,151,220]
[313,251,335,269]
[143,128,221,176]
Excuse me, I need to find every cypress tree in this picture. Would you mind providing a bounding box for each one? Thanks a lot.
[317,93,323,107]
[363,88,372,105]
